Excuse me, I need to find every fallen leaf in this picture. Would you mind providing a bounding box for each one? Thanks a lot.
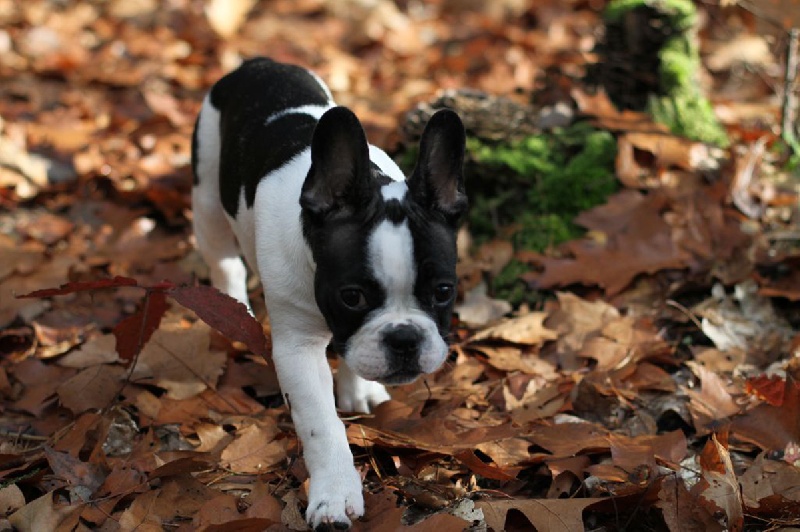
[244,482,283,521]
[57,333,121,368]
[477,497,604,532]
[220,418,286,474]
[117,490,165,531]
[545,292,620,370]
[692,434,743,532]
[129,317,226,400]
[732,377,800,452]
[8,492,77,531]
[739,453,800,511]
[685,361,741,434]
[0,484,25,516]
[656,475,724,532]
[527,191,691,295]
[470,311,558,345]
[56,363,127,414]
[193,492,242,529]
[455,282,512,328]
[472,344,559,376]
[205,0,257,38]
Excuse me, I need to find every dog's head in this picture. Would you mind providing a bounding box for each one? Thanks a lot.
[300,106,466,385]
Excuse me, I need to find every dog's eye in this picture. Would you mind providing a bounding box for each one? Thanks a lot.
[433,283,454,305]
[340,288,368,310]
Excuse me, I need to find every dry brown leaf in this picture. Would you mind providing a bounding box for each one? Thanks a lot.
[193,492,242,528]
[579,315,673,372]
[528,422,610,458]
[527,190,692,295]
[117,490,163,532]
[244,482,283,521]
[476,239,514,277]
[136,476,219,525]
[57,333,120,368]
[194,423,234,454]
[685,361,741,434]
[477,497,604,532]
[508,381,569,424]
[740,453,800,510]
[471,311,558,345]
[693,434,743,532]
[545,292,620,371]
[656,475,724,532]
[0,485,25,516]
[56,364,126,414]
[476,437,532,470]
[220,418,286,474]
[732,377,800,452]
[13,358,75,416]
[474,344,559,377]
[130,317,226,400]
[8,492,77,531]
[455,282,512,328]
[205,0,257,38]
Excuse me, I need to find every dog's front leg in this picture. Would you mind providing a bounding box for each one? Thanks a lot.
[271,325,364,529]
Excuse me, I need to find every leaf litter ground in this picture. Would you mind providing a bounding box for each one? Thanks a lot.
[1,0,800,530]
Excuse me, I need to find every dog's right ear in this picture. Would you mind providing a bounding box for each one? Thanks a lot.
[407,109,467,225]
[301,107,372,217]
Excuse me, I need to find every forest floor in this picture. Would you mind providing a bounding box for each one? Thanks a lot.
[1,0,800,530]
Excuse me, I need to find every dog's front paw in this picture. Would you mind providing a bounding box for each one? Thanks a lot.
[336,377,391,414]
[306,468,364,530]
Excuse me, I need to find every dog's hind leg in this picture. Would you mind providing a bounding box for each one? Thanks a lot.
[192,98,252,313]
[192,192,252,313]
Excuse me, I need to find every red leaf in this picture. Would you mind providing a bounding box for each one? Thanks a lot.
[168,285,268,360]
[745,375,785,406]
[16,276,139,298]
[113,290,169,362]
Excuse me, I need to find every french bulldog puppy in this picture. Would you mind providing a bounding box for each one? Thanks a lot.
[192,57,466,529]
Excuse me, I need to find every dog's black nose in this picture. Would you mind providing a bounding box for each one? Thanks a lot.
[383,324,421,356]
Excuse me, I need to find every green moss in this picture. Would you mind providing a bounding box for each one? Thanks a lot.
[604,0,696,29]
[467,122,617,249]
[464,122,618,304]
[647,93,729,147]
[648,32,729,146]
[491,258,537,307]
[603,0,729,147]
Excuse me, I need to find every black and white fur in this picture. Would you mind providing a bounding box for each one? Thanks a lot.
[191,57,466,529]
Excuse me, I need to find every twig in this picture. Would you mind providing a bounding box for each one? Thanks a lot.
[782,28,799,147]
[665,299,704,332]
[0,430,48,442]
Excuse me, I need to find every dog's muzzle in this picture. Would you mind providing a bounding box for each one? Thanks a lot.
[378,323,424,384]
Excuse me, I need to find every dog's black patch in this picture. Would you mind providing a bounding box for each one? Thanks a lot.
[221,113,318,216]
[207,57,332,217]
[407,210,459,335]
[383,199,406,225]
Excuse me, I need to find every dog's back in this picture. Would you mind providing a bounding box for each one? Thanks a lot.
[192,57,334,219]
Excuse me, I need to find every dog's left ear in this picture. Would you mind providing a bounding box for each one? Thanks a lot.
[408,109,467,224]
[301,106,372,218]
